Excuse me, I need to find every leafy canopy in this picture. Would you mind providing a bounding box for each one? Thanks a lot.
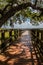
[0,0,43,26]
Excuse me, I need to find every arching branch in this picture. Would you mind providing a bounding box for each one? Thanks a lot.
[3,4,12,13]
[0,2,43,27]
[0,9,3,15]
[34,0,37,6]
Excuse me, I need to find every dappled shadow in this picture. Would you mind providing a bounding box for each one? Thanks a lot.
[0,30,43,65]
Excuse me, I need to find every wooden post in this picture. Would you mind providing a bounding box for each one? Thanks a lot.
[40,30,43,55]
[9,30,12,43]
[1,30,6,52]
[14,30,16,41]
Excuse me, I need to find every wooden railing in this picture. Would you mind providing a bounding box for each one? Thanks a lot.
[31,30,43,56]
[0,29,22,53]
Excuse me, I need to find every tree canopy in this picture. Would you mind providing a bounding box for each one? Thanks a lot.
[0,0,43,27]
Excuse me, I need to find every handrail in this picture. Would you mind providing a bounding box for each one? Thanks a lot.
[31,30,43,56]
[0,29,21,53]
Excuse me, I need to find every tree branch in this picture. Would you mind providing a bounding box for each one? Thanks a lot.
[34,0,37,6]
[0,9,3,15]
[3,4,12,13]
[0,2,43,27]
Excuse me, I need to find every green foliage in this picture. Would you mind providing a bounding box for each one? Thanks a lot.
[15,8,43,22]
[0,0,43,24]
[6,0,17,4]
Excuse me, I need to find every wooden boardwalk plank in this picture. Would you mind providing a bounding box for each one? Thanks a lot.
[0,30,43,65]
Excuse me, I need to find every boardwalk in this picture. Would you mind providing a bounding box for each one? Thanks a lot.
[0,30,43,65]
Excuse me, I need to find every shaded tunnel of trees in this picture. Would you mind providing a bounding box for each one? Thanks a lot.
[0,0,43,65]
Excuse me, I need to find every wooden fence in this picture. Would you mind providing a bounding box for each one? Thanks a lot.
[31,29,43,56]
[0,29,22,53]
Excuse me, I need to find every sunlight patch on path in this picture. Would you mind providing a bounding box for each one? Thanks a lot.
[22,30,29,36]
